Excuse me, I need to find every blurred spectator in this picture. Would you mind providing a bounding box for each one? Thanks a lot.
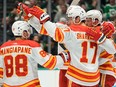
[29,0,38,7]
[40,0,58,22]
[101,0,107,10]
[30,33,44,48]
[59,17,67,24]
[8,1,20,21]
[40,35,58,55]
[84,0,98,11]
[1,17,14,44]
[54,4,68,22]
[66,0,72,5]
[56,0,69,12]
[79,1,87,11]
[103,0,116,21]
[24,0,31,7]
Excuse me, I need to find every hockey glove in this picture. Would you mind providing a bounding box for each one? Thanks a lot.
[18,3,32,20]
[86,28,106,44]
[101,21,115,38]
[28,6,50,24]
[59,50,71,63]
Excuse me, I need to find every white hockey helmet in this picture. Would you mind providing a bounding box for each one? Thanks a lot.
[12,21,32,38]
[86,10,102,25]
[66,5,86,22]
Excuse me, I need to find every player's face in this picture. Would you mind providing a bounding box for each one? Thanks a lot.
[67,17,80,25]
[22,30,30,40]
[92,19,99,26]
[75,16,80,24]
[85,18,93,27]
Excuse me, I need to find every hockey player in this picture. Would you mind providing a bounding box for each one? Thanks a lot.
[0,21,70,87]
[20,4,116,86]
[55,22,70,87]
[86,9,116,87]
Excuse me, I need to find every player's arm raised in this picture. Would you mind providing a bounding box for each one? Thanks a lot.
[18,3,70,43]
[20,3,116,54]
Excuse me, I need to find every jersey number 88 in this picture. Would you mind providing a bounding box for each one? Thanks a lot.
[4,54,28,77]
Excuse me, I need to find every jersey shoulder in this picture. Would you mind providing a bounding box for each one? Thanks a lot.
[1,40,40,48]
[69,24,89,32]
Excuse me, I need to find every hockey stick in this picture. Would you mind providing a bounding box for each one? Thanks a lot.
[71,0,80,5]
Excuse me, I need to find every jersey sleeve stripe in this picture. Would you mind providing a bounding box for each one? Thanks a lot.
[0,68,3,78]
[43,56,57,69]
[55,28,64,42]
[99,61,114,71]
[100,74,106,87]
[100,51,113,59]
[40,25,48,35]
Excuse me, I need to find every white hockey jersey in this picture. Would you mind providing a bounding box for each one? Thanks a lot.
[0,40,67,87]
[42,21,116,86]
[99,50,116,78]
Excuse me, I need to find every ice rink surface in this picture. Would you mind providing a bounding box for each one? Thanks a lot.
[38,70,59,87]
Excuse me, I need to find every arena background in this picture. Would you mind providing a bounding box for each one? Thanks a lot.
[1,0,116,87]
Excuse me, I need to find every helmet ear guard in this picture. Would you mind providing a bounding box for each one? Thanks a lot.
[12,21,33,39]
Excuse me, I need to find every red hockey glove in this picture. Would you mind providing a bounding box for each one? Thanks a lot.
[18,3,32,20]
[28,6,50,24]
[86,27,106,44]
[101,21,115,38]
[59,50,71,63]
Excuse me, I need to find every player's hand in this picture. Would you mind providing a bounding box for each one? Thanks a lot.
[28,6,50,24]
[101,21,115,38]
[17,3,32,20]
[86,28,106,44]
[59,50,71,63]
[18,3,29,15]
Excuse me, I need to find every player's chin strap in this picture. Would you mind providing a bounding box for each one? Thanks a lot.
[59,50,71,63]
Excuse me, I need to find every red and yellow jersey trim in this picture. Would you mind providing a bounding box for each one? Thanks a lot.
[0,68,3,78]
[66,65,100,82]
[99,61,114,71]
[40,25,48,35]
[63,61,70,66]
[3,79,40,87]
[43,55,57,69]
[55,28,64,42]
[100,74,106,87]
[100,51,113,59]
